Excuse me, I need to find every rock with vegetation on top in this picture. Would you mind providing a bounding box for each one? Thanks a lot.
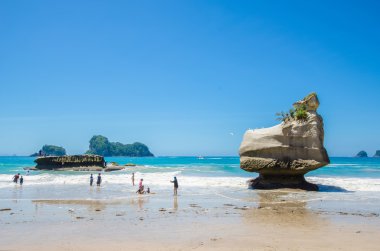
[355,151,368,158]
[239,93,330,191]
[85,135,154,157]
[34,155,105,171]
[374,151,380,158]
[30,145,66,157]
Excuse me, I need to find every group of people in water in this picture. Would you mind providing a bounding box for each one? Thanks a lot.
[12,173,24,185]
[12,170,179,195]
[89,173,102,186]
[88,171,179,195]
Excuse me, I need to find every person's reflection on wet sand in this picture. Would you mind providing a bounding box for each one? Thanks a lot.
[138,197,144,210]
[173,196,178,211]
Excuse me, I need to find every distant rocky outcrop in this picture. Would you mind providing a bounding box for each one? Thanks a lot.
[355,151,368,158]
[30,145,66,157]
[86,135,154,157]
[239,93,330,191]
[374,151,380,158]
[34,155,105,171]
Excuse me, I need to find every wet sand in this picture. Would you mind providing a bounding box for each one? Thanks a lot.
[1,189,380,251]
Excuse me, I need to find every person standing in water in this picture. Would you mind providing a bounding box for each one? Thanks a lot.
[131,172,135,186]
[170,177,178,196]
[90,174,94,186]
[96,173,102,186]
[13,173,20,183]
[20,176,24,185]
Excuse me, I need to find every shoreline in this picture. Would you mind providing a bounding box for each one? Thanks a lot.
[1,189,380,251]
[1,156,380,250]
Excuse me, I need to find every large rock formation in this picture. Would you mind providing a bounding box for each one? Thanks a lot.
[34,155,106,171]
[239,93,330,191]
[374,151,380,158]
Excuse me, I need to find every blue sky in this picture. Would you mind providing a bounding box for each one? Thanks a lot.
[1,0,379,156]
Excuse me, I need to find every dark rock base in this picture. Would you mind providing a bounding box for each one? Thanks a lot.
[248,174,319,191]
[34,155,105,170]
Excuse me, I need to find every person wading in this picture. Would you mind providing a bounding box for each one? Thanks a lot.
[170,177,179,196]
[96,173,102,186]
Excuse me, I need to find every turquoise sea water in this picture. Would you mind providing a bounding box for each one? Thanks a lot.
[1,156,380,218]
[1,156,380,177]
[1,156,380,191]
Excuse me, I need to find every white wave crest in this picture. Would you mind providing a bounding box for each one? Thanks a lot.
[0,172,248,190]
[307,176,380,192]
[2,173,380,192]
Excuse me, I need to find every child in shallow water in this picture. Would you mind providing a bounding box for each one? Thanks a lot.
[136,185,145,194]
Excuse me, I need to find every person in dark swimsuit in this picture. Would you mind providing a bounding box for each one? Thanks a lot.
[90,174,94,186]
[96,173,102,186]
[170,177,178,195]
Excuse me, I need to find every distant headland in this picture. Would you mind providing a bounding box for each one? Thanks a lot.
[85,135,154,157]
[29,135,154,157]
[30,145,66,157]
[355,151,368,158]
[355,150,380,158]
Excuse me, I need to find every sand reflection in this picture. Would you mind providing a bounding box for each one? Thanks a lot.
[173,196,178,211]
[242,190,325,227]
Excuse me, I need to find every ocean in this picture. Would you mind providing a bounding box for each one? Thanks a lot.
[1,156,380,208]
[1,156,380,190]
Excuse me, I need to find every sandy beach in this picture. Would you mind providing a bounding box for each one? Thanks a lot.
[2,0,380,249]
[1,188,380,251]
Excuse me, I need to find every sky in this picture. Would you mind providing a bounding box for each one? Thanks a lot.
[0,0,380,156]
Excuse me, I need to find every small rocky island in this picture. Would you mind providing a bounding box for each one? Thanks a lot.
[86,135,154,157]
[374,150,380,158]
[30,145,66,157]
[34,155,106,171]
[32,155,136,172]
[355,151,368,158]
[239,93,330,191]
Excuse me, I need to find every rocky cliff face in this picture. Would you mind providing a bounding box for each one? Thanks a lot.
[374,151,380,158]
[239,93,330,191]
[34,155,105,171]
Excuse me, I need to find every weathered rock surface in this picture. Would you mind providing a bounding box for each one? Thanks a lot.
[374,150,380,158]
[355,151,368,158]
[34,155,105,171]
[239,93,330,191]
[104,166,125,172]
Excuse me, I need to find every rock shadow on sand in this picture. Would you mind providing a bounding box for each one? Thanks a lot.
[315,184,351,193]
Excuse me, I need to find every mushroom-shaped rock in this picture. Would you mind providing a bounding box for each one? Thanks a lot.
[239,93,330,191]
